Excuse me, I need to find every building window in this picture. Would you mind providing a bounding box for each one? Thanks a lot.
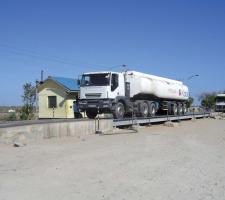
[48,96,57,108]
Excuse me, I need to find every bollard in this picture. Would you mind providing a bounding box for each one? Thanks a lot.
[95,105,102,134]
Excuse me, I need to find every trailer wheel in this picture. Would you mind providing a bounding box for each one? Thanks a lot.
[86,109,97,119]
[168,103,173,115]
[113,102,125,119]
[182,104,187,114]
[140,101,149,117]
[172,104,178,115]
[178,103,183,115]
[149,103,156,117]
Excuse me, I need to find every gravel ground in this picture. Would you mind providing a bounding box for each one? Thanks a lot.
[0,118,225,200]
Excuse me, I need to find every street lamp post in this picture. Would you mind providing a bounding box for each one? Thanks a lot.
[187,74,199,81]
[186,74,200,110]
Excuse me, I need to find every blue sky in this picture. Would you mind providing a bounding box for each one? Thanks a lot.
[0,0,224,105]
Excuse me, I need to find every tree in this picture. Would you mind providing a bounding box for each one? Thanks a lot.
[186,96,194,108]
[199,92,216,110]
[20,82,36,120]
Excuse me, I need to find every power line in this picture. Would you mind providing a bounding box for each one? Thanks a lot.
[0,44,106,70]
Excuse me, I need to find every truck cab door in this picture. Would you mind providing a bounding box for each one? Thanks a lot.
[109,73,124,98]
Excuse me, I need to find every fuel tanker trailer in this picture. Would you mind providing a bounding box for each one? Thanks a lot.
[78,71,189,119]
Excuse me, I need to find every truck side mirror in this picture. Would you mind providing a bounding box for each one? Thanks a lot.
[77,79,80,85]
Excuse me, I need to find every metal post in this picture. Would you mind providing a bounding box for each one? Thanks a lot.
[132,104,134,126]
[95,105,102,134]
[166,106,169,122]
[53,107,55,118]
[192,108,195,120]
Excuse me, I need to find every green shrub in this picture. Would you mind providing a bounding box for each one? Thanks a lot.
[7,113,17,121]
[20,112,29,120]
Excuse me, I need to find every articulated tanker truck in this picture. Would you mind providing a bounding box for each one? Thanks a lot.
[78,71,189,119]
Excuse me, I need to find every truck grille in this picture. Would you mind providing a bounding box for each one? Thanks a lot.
[216,105,225,111]
[85,93,101,99]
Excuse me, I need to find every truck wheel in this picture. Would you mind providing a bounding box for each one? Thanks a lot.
[182,104,187,114]
[168,103,173,115]
[113,102,125,119]
[172,104,178,115]
[140,102,149,117]
[178,103,183,115]
[86,109,97,119]
[149,103,156,117]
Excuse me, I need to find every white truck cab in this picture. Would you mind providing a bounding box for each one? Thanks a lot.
[79,72,128,118]
[80,72,125,99]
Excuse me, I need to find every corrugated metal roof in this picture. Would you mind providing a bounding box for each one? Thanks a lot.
[50,76,79,91]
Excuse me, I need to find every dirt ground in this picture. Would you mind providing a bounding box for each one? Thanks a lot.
[0,118,225,200]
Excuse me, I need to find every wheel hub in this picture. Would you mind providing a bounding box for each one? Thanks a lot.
[152,107,155,114]
[143,104,148,115]
[117,105,124,116]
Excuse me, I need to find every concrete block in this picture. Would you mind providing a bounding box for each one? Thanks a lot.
[13,133,27,147]
[164,121,179,127]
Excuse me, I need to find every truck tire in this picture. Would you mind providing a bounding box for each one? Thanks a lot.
[113,102,125,119]
[182,104,187,114]
[172,103,178,115]
[149,103,156,117]
[86,109,97,119]
[168,103,173,115]
[140,101,149,117]
[178,103,183,115]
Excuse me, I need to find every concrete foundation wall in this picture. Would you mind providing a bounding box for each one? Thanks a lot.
[0,119,113,145]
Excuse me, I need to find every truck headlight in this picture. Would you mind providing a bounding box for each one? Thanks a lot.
[80,101,87,104]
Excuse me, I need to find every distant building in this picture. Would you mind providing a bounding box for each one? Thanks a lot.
[38,76,79,118]
[8,109,16,113]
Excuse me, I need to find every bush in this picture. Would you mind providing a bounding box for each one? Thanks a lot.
[7,113,17,121]
[20,112,29,120]
[199,93,216,109]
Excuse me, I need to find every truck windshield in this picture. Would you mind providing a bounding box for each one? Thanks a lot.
[216,97,225,103]
[81,73,110,86]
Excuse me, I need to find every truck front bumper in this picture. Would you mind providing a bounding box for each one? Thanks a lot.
[79,99,114,112]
